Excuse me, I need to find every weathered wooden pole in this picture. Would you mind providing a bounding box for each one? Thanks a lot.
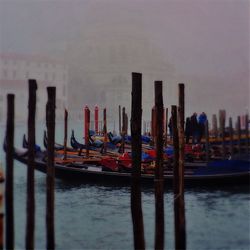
[119,105,121,135]
[179,84,185,129]
[125,112,129,135]
[219,110,226,159]
[46,87,56,250]
[245,114,249,154]
[151,106,156,146]
[229,117,234,157]
[94,105,99,134]
[26,79,37,250]
[103,108,107,154]
[84,106,90,157]
[172,105,180,250]
[130,72,145,250]
[63,109,68,160]
[205,120,209,162]
[154,81,164,250]
[5,94,15,250]
[86,108,90,158]
[143,121,146,135]
[237,116,241,155]
[165,108,168,146]
[176,83,186,250]
[121,107,126,153]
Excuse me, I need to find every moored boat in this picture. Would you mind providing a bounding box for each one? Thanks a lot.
[8,141,250,187]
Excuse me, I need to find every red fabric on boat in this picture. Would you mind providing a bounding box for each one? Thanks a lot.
[100,157,118,171]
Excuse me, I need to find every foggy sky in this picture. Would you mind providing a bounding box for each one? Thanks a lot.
[0,0,249,120]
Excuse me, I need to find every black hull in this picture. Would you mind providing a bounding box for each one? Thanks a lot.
[14,153,250,187]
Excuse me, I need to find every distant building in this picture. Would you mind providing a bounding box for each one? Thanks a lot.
[67,30,176,125]
[0,53,68,123]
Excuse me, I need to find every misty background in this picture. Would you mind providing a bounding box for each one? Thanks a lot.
[0,0,249,126]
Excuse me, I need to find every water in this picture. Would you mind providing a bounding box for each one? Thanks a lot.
[0,122,250,249]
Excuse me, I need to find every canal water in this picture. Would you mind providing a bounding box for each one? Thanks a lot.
[0,122,249,249]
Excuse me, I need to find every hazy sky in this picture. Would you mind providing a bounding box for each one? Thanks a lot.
[0,0,249,119]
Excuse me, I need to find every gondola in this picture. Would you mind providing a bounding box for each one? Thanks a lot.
[7,139,250,186]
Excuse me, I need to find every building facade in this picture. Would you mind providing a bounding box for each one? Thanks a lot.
[0,53,68,123]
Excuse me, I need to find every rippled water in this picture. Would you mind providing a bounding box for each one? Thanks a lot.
[1,122,249,249]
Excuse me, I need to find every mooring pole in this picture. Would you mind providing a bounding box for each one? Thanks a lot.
[237,116,241,155]
[5,94,15,250]
[154,81,164,250]
[84,106,90,158]
[245,114,249,154]
[46,87,56,250]
[165,108,168,146]
[205,120,209,162]
[103,108,107,154]
[63,109,68,160]
[229,117,234,157]
[219,110,226,159]
[26,79,37,250]
[119,105,121,135]
[130,72,145,250]
[172,105,180,250]
[121,107,126,153]
[151,106,156,146]
[94,105,99,134]
[177,83,186,250]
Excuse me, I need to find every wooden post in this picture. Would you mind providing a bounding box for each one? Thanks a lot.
[26,80,37,250]
[119,105,121,135]
[84,106,90,158]
[125,113,129,135]
[87,108,90,157]
[165,108,168,146]
[0,184,3,250]
[46,87,56,250]
[103,108,107,154]
[5,94,15,250]
[178,83,185,130]
[63,109,68,160]
[143,121,146,135]
[130,72,145,249]
[205,120,209,162]
[219,110,226,159]
[154,81,164,250]
[172,105,181,250]
[245,114,249,154]
[121,107,126,153]
[176,83,186,250]
[151,106,156,146]
[94,105,99,134]
[229,117,234,157]
[237,116,241,155]
[212,114,218,138]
